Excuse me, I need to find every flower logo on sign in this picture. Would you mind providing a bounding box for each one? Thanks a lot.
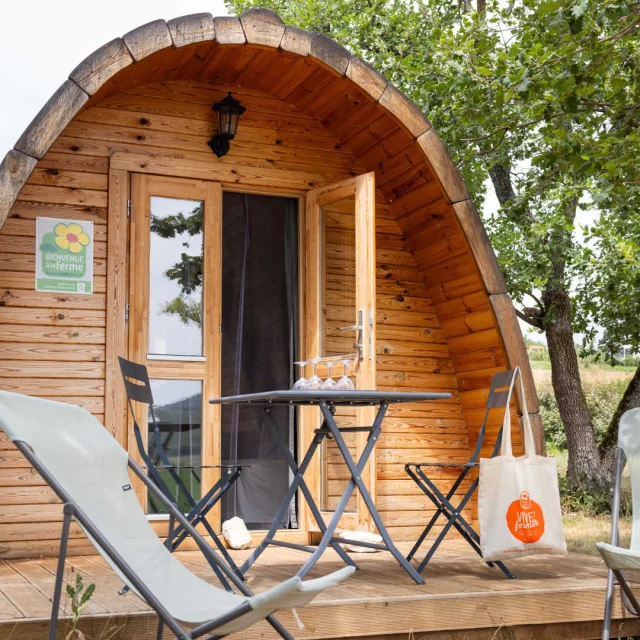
[39,222,90,279]
[54,223,90,253]
[506,491,545,543]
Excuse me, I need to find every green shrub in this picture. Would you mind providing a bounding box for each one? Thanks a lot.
[541,379,628,454]
[542,378,632,516]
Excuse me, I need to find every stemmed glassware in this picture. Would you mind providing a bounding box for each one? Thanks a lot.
[307,358,324,389]
[293,361,309,390]
[322,361,337,390]
[336,358,355,390]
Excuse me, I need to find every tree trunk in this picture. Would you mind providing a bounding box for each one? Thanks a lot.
[488,164,515,204]
[543,287,605,486]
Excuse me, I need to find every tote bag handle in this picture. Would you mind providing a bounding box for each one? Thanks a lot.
[499,367,537,458]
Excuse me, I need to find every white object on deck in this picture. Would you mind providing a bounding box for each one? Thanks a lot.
[222,516,252,550]
[0,390,355,636]
[339,530,383,552]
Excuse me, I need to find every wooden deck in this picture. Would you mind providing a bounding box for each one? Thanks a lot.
[0,541,636,640]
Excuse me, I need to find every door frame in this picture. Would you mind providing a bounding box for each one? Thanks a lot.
[303,173,377,533]
[127,174,221,512]
[104,153,376,539]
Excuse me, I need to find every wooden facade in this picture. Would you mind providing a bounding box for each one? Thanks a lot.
[0,8,541,559]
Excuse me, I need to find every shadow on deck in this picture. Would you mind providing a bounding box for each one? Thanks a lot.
[0,541,636,640]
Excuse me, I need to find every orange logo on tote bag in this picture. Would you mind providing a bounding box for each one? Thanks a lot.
[506,491,545,543]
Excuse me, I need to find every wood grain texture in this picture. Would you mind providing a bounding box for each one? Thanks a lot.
[122,19,173,62]
[280,26,311,56]
[104,168,128,447]
[240,8,285,48]
[0,12,523,559]
[453,199,507,295]
[69,38,133,96]
[0,544,630,638]
[309,32,351,76]
[346,56,388,102]
[14,81,89,160]
[0,152,37,228]
[417,128,470,204]
[379,83,431,139]
[213,16,246,45]
[167,13,215,48]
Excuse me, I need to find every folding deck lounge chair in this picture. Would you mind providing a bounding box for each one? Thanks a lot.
[0,390,354,640]
[119,356,244,590]
[405,368,519,578]
[598,407,640,640]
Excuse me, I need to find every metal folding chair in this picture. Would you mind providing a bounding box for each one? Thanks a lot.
[405,368,520,578]
[0,389,354,640]
[598,408,640,640]
[118,356,244,589]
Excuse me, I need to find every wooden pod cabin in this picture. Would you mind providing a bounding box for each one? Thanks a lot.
[0,8,542,560]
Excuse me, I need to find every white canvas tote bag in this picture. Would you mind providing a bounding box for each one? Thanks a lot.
[478,373,566,561]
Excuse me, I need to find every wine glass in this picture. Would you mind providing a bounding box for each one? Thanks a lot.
[336,358,355,390]
[293,361,309,390]
[322,361,337,390]
[307,358,323,389]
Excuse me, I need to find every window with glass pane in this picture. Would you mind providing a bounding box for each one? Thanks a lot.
[147,379,202,514]
[148,197,204,357]
[320,196,358,513]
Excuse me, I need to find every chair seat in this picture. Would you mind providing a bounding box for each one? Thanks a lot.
[597,542,640,571]
[112,538,352,631]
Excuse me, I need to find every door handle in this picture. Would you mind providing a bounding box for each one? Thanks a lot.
[337,310,364,359]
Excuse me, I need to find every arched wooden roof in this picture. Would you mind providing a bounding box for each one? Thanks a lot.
[0,7,542,447]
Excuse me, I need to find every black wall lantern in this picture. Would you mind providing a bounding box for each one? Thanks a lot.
[208,92,246,158]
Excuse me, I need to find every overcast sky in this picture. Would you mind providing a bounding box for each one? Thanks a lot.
[0,1,229,156]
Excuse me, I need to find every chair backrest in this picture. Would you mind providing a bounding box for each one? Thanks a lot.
[618,408,640,550]
[469,368,520,462]
[0,390,240,620]
[0,389,159,562]
[118,356,197,512]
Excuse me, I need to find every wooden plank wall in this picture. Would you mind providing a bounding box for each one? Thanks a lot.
[0,77,496,556]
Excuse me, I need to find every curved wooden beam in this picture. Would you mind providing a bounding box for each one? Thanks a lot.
[346,56,388,102]
[213,16,246,45]
[280,26,311,57]
[14,80,88,160]
[167,13,215,48]
[309,32,350,76]
[70,38,133,96]
[122,19,173,62]
[0,151,37,227]
[453,200,507,296]
[417,128,470,204]
[379,83,431,138]
[240,8,285,48]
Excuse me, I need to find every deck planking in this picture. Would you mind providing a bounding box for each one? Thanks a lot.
[0,541,636,639]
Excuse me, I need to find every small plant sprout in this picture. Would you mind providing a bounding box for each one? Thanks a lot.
[65,572,96,640]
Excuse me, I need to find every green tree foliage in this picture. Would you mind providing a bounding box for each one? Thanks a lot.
[225,0,640,487]
[151,203,203,327]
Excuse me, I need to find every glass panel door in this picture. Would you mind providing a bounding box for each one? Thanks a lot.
[128,175,221,517]
[303,173,377,531]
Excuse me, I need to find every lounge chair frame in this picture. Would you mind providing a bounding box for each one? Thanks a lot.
[14,440,293,640]
[601,446,640,639]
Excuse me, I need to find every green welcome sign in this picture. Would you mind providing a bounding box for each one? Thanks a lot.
[35,218,94,294]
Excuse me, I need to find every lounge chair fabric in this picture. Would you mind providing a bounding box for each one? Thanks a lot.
[0,390,353,635]
[597,407,640,571]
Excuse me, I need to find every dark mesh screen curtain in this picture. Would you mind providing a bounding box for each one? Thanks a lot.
[221,192,298,529]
